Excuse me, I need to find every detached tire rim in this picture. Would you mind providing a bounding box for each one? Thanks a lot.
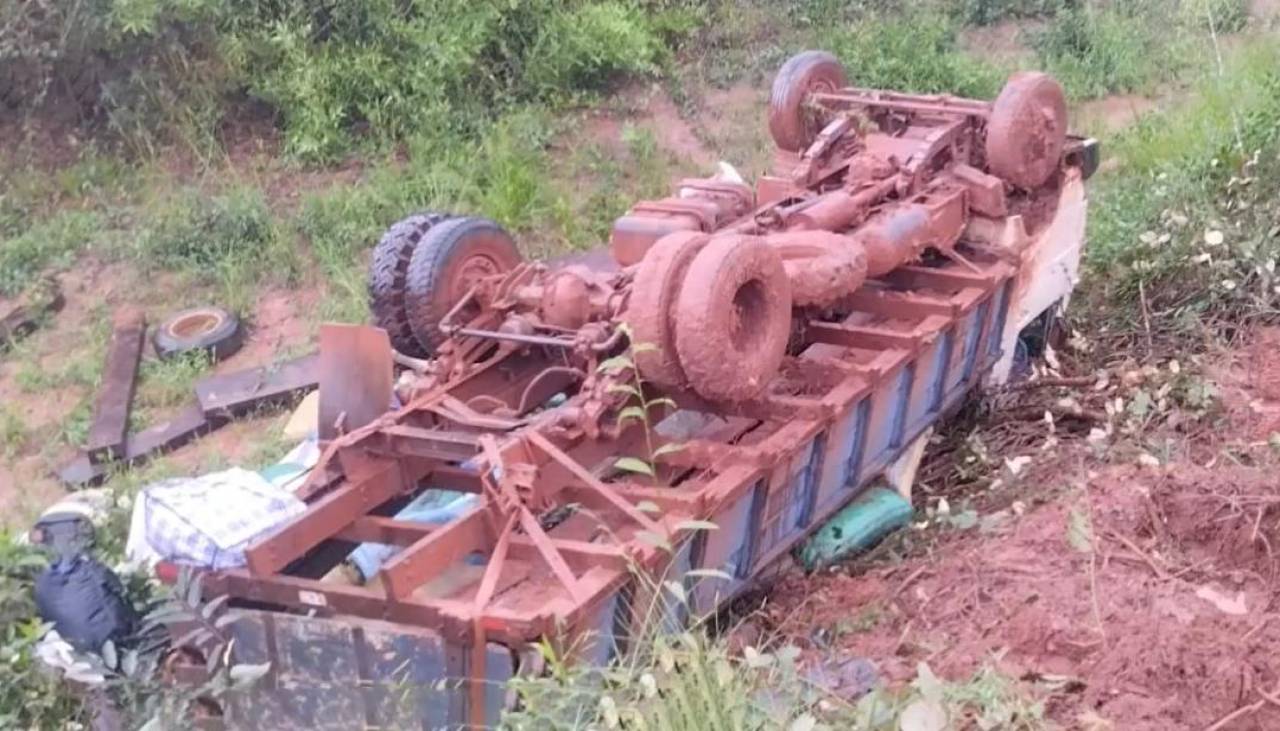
[153,306,243,363]
[167,311,221,340]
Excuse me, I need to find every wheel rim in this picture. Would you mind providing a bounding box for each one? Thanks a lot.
[168,311,221,339]
[799,77,839,145]
[453,254,503,300]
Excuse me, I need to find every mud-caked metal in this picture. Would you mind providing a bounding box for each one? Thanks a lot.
[178,50,1095,729]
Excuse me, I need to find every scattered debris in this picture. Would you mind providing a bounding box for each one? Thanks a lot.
[282,390,319,441]
[804,656,879,701]
[58,402,212,488]
[58,353,316,488]
[0,276,64,345]
[127,468,306,570]
[33,555,137,653]
[27,489,112,555]
[195,353,318,419]
[85,306,146,465]
[799,487,913,570]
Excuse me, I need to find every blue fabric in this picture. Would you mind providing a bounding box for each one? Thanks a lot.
[348,490,478,581]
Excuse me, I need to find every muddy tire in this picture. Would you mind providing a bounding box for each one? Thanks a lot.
[368,212,451,357]
[768,50,848,153]
[404,217,522,355]
[624,231,710,389]
[674,235,792,402]
[153,306,243,363]
[985,72,1068,190]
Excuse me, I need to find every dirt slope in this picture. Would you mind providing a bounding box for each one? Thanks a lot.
[752,329,1280,729]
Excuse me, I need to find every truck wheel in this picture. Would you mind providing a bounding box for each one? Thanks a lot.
[985,72,1068,190]
[404,217,522,355]
[674,235,792,402]
[368,212,451,357]
[153,306,243,362]
[624,231,710,389]
[769,50,848,153]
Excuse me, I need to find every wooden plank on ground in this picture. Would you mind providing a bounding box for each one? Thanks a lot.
[195,354,319,419]
[86,307,146,464]
[58,402,211,488]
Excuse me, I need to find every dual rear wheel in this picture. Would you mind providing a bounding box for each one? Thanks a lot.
[625,232,793,403]
[368,214,522,356]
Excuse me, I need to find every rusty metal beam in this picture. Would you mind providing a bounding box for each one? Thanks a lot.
[379,507,491,600]
[245,459,405,576]
[86,307,146,464]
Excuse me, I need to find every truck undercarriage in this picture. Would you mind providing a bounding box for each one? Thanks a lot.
[169,50,1098,729]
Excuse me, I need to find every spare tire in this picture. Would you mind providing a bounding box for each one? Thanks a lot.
[153,306,243,363]
[673,235,792,402]
[624,231,710,389]
[985,72,1068,190]
[769,50,848,152]
[368,211,451,357]
[404,217,523,355]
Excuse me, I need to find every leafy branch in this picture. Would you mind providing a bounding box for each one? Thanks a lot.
[598,324,684,484]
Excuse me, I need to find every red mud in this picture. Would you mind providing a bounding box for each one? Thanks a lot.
[1214,327,1280,443]
[750,329,1280,730]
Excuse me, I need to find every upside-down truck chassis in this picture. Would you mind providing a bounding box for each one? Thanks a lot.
[175,51,1098,728]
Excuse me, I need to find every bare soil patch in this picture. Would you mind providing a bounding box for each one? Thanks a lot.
[747,329,1280,730]
[1076,94,1161,135]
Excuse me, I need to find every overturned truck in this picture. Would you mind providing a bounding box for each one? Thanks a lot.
[186,51,1097,728]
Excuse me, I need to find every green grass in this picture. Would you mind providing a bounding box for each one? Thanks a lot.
[0,406,27,458]
[1031,0,1251,99]
[505,619,1047,730]
[1080,37,1280,343]
[0,211,105,296]
[133,350,214,425]
[132,186,298,313]
[814,5,1004,99]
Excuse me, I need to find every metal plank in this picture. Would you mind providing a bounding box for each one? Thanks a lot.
[57,401,211,488]
[244,460,404,576]
[379,508,491,600]
[86,307,146,464]
[195,354,319,419]
[846,287,959,318]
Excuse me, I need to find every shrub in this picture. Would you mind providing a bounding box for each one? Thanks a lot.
[1,1,669,161]
[1083,38,1280,342]
[1031,0,1250,99]
[524,2,663,98]
[952,0,1062,26]
[817,8,1003,98]
[137,188,277,270]
[1031,4,1168,98]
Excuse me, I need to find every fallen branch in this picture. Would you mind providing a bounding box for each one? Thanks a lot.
[1002,375,1096,392]
[1204,681,1280,731]
[1103,528,1172,580]
[1006,405,1109,423]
